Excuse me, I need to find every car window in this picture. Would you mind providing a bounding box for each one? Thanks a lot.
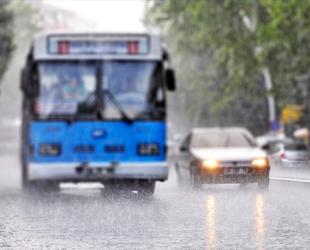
[285,144,308,151]
[270,143,281,154]
[192,132,254,148]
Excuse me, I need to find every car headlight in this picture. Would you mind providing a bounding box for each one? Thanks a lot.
[39,144,61,156]
[138,143,160,156]
[202,159,218,169]
[252,158,268,168]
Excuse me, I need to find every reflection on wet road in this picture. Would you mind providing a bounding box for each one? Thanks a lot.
[1,155,310,249]
[206,195,216,250]
[256,195,264,250]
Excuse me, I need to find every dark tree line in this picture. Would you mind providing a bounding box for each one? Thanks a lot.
[146,0,310,135]
[0,0,14,84]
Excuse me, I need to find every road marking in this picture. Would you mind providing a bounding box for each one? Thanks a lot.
[270,176,310,183]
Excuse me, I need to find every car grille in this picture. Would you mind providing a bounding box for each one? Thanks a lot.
[220,161,252,167]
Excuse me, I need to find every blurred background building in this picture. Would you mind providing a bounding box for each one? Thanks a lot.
[27,0,97,31]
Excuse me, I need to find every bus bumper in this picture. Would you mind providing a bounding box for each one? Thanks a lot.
[27,162,168,182]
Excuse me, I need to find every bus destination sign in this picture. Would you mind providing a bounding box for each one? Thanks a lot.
[48,38,149,55]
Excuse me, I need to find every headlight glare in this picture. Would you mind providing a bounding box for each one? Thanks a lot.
[202,159,218,169]
[252,158,268,167]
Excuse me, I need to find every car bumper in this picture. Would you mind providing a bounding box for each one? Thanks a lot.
[198,166,270,184]
[28,161,168,182]
[276,159,310,168]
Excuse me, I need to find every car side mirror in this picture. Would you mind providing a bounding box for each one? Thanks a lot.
[166,69,176,91]
[180,145,188,152]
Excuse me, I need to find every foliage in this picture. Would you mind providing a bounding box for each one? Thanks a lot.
[258,0,310,105]
[146,0,310,134]
[0,0,15,84]
[0,0,41,117]
[12,0,42,44]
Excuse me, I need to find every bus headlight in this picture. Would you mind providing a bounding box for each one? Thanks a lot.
[202,159,218,169]
[138,143,160,156]
[252,158,268,168]
[39,144,61,156]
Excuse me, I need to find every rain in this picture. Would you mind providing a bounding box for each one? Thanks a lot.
[1,1,310,249]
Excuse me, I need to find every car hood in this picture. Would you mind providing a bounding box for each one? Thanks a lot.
[190,147,267,161]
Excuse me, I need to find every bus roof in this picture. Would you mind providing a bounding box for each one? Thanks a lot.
[32,32,163,61]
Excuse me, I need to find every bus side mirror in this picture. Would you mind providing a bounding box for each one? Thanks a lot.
[20,68,28,92]
[20,67,39,97]
[166,69,176,91]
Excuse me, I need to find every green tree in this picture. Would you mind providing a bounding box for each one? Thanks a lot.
[146,0,310,134]
[0,0,14,84]
[0,0,41,118]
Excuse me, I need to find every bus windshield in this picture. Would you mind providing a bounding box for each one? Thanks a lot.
[102,61,164,120]
[37,62,96,118]
[37,61,164,120]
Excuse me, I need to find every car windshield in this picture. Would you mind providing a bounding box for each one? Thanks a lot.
[192,132,255,148]
[37,62,96,118]
[102,61,164,120]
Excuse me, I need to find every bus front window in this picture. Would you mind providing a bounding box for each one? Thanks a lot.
[102,62,164,120]
[37,63,96,118]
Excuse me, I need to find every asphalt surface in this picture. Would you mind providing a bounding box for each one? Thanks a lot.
[1,152,310,249]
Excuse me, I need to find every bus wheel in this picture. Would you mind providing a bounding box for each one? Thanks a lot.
[43,181,60,192]
[22,180,37,192]
[138,180,155,196]
[102,181,131,196]
[21,168,37,192]
[23,181,59,193]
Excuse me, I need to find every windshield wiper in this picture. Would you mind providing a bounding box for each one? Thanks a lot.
[102,89,133,124]
[67,90,132,124]
[67,91,100,124]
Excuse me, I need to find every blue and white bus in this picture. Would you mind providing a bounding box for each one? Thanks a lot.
[20,32,176,195]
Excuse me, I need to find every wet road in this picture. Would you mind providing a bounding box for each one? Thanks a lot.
[1,154,310,249]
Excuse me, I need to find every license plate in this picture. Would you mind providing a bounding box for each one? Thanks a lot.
[290,162,309,168]
[224,168,247,175]
[84,168,110,175]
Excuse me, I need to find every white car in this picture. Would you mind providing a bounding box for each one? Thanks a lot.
[268,142,310,168]
[175,127,270,189]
